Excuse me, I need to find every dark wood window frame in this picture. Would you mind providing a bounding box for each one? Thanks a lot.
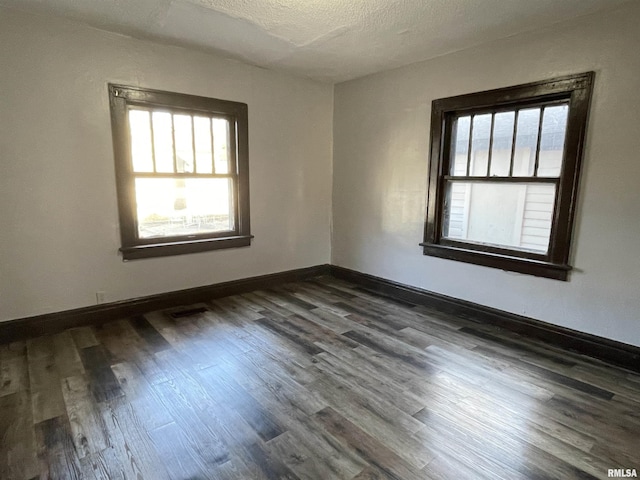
[421,72,594,280]
[109,84,252,260]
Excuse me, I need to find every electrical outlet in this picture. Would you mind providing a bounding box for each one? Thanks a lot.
[96,291,106,304]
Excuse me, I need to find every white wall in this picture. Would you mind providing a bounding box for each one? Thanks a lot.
[332,2,640,347]
[0,8,333,321]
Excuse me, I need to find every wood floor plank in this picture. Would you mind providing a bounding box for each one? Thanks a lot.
[344,311,409,338]
[148,422,216,480]
[214,296,266,322]
[282,312,360,350]
[422,390,611,477]
[98,396,171,480]
[0,341,27,361]
[240,291,296,317]
[462,326,578,367]
[569,364,640,403]
[267,429,366,480]
[304,307,357,334]
[69,327,99,349]
[79,345,124,403]
[308,377,434,470]
[255,315,325,356]
[313,347,426,415]
[412,423,524,480]
[151,379,231,468]
[312,355,425,434]
[2,278,639,480]
[312,407,426,480]
[0,391,39,480]
[143,310,186,347]
[399,323,478,351]
[252,289,315,318]
[34,416,83,480]
[424,344,556,401]
[110,361,173,431]
[79,445,126,480]
[27,337,67,424]
[421,450,496,480]
[155,350,265,452]
[541,394,640,457]
[130,315,172,353]
[242,441,301,480]
[284,284,353,316]
[0,355,28,399]
[270,287,318,311]
[60,375,110,459]
[418,405,602,480]
[235,322,319,371]
[197,365,286,443]
[227,352,327,417]
[242,347,320,386]
[342,329,438,373]
[306,278,358,300]
[470,343,615,400]
[335,299,407,326]
[455,386,597,453]
[52,331,85,379]
[295,280,354,301]
[96,319,173,384]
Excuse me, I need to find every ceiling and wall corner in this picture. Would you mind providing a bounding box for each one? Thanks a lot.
[0,0,633,83]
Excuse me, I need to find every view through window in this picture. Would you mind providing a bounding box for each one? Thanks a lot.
[109,85,251,260]
[128,109,235,239]
[444,103,568,254]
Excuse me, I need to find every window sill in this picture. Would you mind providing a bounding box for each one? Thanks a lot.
[420,243,571,281]
[121,235,253,260]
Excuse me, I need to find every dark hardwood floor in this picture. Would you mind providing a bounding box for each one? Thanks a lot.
[1,276,639,479]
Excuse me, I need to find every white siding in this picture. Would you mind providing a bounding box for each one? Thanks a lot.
[519,184,555,251]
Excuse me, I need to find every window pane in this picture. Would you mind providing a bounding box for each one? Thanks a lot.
[128,109,154,172]
[470,114,492,176]
[513,108,540,177]
[212,118,231,174]
[489,111,515,177]
[174,114,194,173]
[152,111,174,173]
[135,177,234,239]
[443,181,555,253]
[538,105,568,177]
[194,116,213,174]
[450,116,470,176]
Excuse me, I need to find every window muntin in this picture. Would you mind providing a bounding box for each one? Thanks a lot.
[109,85,251,260]
[126,107,235,241]
[442,102,569,255]
[422,73,593,280]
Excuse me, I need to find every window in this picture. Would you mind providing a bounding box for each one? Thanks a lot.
[108,85,251,260]
[421,73,593,280]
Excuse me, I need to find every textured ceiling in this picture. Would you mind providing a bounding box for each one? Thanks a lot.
[0,0,632,82]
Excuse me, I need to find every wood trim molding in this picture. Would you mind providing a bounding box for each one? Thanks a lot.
[422,72,594,280]
[3,262,638,374]
[330,265,640,373]
[0,264,331,342]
